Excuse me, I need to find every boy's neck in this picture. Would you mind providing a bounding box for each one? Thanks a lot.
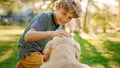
[53,12,58,25]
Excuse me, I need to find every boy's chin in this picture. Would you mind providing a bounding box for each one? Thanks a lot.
[58,23,64,25]
[57,22,62,25]
[58,22,67,25]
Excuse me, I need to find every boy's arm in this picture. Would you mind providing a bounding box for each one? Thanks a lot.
[24,28,51,42]
[25,28,71,42]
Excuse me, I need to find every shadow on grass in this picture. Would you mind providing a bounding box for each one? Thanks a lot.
[0,34,20,68]
[104,40,120,65]
[74,33,111,68]
[0,31,120,68]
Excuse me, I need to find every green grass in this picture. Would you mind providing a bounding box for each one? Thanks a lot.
[0,26,24,68]
[0,40,18,68]
[0,26,120,68]
[74,33,120,68]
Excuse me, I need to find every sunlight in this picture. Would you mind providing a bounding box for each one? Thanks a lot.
[84,44,93,52]
[106,37,120,42]
[95,45,107,53]
[71,32,75,37]
[0,36,13,41]
[87,39,107,53]
[79,32,102,39]
[0,29,24,35]
[102,51,120,59]
[79,33,92,39]
[108,60,120,68]
[81,0,118,13]
[0,50,13,63]
[84,44,96,56]
[92,64,105,68]
[101,53,113,59]
[95,0,118,6]
[0,29,24,41]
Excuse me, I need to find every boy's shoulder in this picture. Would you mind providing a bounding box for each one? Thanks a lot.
[37,12,53,18]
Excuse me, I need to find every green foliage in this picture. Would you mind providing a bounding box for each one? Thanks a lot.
[0,0,11,2]
[51,0,57,3]
[83,27,89,33]
[92,13,103,20]
[91,12,114,32]
[0,0,23,15]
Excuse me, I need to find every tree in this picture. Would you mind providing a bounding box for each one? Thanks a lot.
[118,0,120,27]
[0,0,23,15]
[83,0,91,33]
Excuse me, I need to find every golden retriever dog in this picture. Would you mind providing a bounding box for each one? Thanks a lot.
[40,37,91,68]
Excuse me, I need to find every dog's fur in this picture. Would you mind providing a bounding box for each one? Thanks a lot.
[40,37,91,68]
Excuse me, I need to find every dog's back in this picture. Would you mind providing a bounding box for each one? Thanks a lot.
[40,58,80,68]
[41,59,90,68]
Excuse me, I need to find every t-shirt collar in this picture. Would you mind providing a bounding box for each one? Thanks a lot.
[52,12,60,29]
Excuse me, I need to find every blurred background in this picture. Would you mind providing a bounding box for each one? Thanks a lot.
[0,0,120,68]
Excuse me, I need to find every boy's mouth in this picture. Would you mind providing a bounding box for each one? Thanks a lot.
[60,18,63,23]
[60,18,65,24]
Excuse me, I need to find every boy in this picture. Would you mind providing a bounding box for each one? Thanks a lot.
[16,0,81,68]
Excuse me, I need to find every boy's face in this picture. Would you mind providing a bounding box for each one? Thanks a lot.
[55,9,73,25]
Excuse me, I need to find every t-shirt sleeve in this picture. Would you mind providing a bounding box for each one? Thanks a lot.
[30,13,47,31]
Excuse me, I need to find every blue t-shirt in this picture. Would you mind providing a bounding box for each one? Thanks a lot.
[18,12,61,60]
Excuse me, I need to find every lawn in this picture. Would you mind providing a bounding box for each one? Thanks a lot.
[0,26,24,68]
[0,26,120,68]
[74,32,120,68]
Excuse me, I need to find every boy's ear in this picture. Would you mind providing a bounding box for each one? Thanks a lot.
[74,42,81,60]
[43,41,53,62]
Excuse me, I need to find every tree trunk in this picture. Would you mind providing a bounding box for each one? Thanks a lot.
[83,0,90,33]
[118,0,120,27]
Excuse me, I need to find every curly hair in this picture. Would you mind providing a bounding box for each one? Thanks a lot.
[55,0,82,18]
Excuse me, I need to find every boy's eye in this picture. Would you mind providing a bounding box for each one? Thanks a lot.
[63,13,66,15]
[68,17,72,19]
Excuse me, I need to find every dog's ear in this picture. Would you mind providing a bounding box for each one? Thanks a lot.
[43,41,53,62]
[74,42,81,60]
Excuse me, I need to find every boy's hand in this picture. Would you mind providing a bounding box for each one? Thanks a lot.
[50,30,71,38]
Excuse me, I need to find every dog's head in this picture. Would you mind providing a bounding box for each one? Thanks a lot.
[43,36,81,62]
